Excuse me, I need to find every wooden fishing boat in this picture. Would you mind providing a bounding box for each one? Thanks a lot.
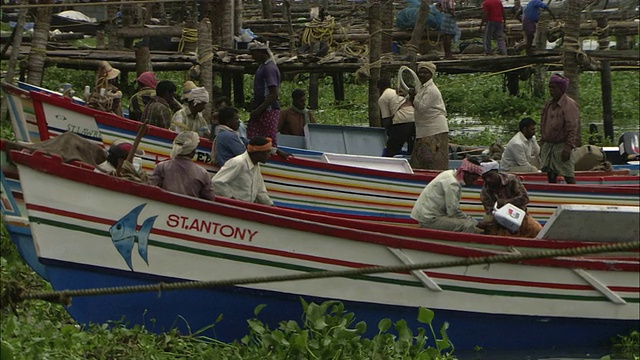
[8,148,640,354]
[3,81,638,184]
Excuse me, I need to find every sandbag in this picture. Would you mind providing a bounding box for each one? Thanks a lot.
[573,145,605,171]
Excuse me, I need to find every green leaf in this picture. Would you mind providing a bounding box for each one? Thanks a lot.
[254,304,267,317]
[4,314,16,336]
[394,319,413,342]
[417,307,435,326]
[247,319,265,335]
[355,321,367,335]
[378,318,392,333]
[1,341,14,360]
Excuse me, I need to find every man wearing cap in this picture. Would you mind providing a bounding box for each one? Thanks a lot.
[410,62,449,170]
[90,61,122,116]
[96,139,145,176]
[247,38,281,146]
[148,131,214,200]
[141,80,177,129]
[129,71,158,121]
[377,77,415,157]
[172,87,211,138]
[479,160,542,237]
[411,158,490,233]
[500,117,541,173]
[211,136,274,206]
[540,74,579,184]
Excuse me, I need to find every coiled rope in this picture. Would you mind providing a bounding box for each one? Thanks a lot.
[302,16,336,48]
[178,28,197,53]
[11,241,639,306]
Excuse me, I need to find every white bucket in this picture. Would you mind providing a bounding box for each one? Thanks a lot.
[493,203,525,233]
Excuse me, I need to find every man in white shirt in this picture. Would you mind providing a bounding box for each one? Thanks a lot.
[377,78,415,157]
[500,117,541,173]
[411,158,490,233]
[211,136,274,206]
[172,86,210,138]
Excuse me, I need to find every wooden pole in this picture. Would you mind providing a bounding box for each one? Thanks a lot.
[233,72,245,107]
[563,0,581,145]
[332,72,345,102]
[532,19,549,98]
[27,0,53,86]
[198,18,214,123]
[368,0,382,127]
[134,38,153,76]
[308,73,320,110]
[380,0,394,54]
[284,0,297,56]
[597,16,613,142]
[262,0,273,19]
[221,0,234,49]
[105,0,119,50]
[406,0,431,70]
[221,72,232,100]
[5,0,27,84]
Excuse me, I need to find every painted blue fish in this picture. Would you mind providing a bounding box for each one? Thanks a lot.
[109,203,157,271]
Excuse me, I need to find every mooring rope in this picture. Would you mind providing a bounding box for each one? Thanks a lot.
[12,241,639,306]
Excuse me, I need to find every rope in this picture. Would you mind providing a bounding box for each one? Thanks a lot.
[302,16,336,49]
[442,63,536,86]
[592,25,610,37]
[14,241,640,306]
[178,28,197,53]
[563,35,599,68]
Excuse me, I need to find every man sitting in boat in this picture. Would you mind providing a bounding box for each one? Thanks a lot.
[172,87,211,138]
[211,136,274,206]
[140,80,178,129]
[500,117,541,173]
[128,72,158,121]
[211,107,249,167]
[96,139,144,175]
[278,89,316,137]
[148,131,214,201]
[479,160,542,238]
[411,158,490,233]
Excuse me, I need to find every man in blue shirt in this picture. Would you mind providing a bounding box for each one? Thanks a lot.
[522,0,555,55]
[212,107,249,167]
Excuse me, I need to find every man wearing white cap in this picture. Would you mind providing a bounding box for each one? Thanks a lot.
[411,158,489,233]
[148,131,214,200]
[172,87,211,138]
[247,38,281,146]
[479,160,542,237]
[410,61,449,170]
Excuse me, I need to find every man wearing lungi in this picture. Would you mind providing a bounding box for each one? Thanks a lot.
[247,38,281,146]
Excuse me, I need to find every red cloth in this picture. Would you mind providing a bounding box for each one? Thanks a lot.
[482,0,504,22]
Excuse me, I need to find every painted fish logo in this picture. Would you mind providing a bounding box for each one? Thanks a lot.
[109,203,157,271]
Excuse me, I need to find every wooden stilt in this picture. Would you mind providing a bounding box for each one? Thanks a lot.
[308,73,320,110]
[332,72,345,102]
[598,17,613,142]
[233,72,245,108]
[368,0,382,127]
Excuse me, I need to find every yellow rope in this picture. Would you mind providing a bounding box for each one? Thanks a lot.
[178,28,197,53]
[442,63,536,86]
[301,16,335,48]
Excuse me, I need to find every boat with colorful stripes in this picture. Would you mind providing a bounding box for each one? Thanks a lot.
[9,148,640,354]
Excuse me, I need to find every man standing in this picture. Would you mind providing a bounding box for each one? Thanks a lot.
[479,160,542,238]
[248,38,281,145]
[278,89,316,136]
[410,62,449,170]
[148,131,214,201]
[522,0,555,55]
[212,136,274,206]
[140,80,177,129]
[411,158,489,233]
[377,78,415,157]
[480,0,507,55]
[437,0,459,59]
[172,87,211,138]
[540,74,579,184]
[128,71,158,121]
[501,117,541,173]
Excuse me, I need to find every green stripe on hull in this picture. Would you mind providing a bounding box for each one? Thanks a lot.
[29,215,637,304]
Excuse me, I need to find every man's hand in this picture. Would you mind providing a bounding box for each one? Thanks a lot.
[249,109,261,120]
[276,148,292,159]
[476,220,492,230]
[496,199,508,207]
[561,148,571,162]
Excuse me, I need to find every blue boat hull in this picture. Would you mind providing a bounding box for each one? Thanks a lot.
[43,258,637,355]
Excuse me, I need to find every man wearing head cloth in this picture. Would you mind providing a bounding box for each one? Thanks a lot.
[539,74,579,184]
[479,160,542,237]
[172,87,211,138]
[247,38,281,146]
[411,158,490,233]
[128,71,158,121]
[409,62,450,170]
[148,131,214,201]
[212,136,274,206]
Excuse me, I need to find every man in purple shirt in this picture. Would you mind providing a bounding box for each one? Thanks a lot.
[247,38,281,146]
[522,0,555,55]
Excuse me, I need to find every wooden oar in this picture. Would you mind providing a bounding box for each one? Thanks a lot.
[116,123,148,176]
